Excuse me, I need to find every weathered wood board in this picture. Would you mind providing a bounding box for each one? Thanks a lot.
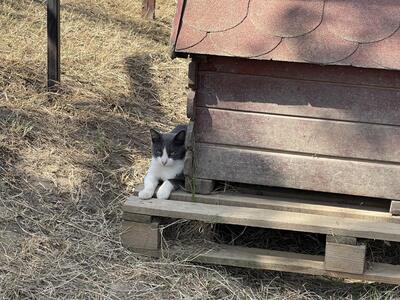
[184,177,215,195]
[122,212,153,223]
[133,185,397,223]
[390,201,400,216]
[196,71,400,126]
[195,107,400,163]
[199,56,400,89]
[121,220,160,250]
[168,190,398,223]
[184,244,400,285]
[325,238,366,274]
[124,196,400,242]
[188,60,198,90]
[193,144,400,200]
[185,121,194,150]
[189,56,400,201]
[186,92,195,120]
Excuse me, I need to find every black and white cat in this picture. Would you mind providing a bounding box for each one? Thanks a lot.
[138,124,187,200]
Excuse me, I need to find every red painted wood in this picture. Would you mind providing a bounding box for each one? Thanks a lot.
[171,0,400,70]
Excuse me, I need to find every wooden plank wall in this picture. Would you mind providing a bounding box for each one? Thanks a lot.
[193,57,400,200]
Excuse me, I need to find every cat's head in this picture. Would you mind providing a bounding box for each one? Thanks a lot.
[150,128,186,167]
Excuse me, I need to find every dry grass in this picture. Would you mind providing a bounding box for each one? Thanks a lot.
[0,0,399,298]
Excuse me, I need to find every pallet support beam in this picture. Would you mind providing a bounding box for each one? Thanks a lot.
[121,212,160,256]
[325,235,366,274]
[390,201,400,216]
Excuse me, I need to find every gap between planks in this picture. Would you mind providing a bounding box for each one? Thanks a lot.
[124,196,400,242]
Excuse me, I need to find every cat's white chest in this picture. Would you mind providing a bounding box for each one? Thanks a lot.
[149,158,184,181]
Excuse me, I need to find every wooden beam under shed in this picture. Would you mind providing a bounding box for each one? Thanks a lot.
[47,0,60,90]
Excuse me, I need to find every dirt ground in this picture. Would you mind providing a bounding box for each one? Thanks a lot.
[0,0,399,298]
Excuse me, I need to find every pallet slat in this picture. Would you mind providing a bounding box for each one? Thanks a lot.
[133,186,397,223]
[168,190,398,223]
[124,196,400,242]
[180,244,400,285]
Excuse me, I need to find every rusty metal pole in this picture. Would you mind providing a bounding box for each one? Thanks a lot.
[47,0,60,90]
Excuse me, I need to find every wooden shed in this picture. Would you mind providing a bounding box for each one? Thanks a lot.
[123,0,400,284]
[171,0,400,204]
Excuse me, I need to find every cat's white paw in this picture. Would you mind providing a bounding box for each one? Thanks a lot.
[156,189,171,200]
[138,189,154,199]
[156,184,172,200]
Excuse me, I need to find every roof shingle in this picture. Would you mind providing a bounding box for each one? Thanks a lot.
[171,0,400,70]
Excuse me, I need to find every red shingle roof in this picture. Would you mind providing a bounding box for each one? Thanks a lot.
[170,0,400,70]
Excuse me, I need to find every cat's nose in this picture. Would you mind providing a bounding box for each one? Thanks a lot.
[161,160,167,166]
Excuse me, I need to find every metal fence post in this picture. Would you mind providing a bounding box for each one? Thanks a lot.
[47,0,60,90]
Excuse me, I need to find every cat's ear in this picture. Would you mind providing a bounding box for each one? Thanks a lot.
[150,129,161,143]
[173,130,186,145]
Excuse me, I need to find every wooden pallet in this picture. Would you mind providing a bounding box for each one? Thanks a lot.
[121,188,400,285]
